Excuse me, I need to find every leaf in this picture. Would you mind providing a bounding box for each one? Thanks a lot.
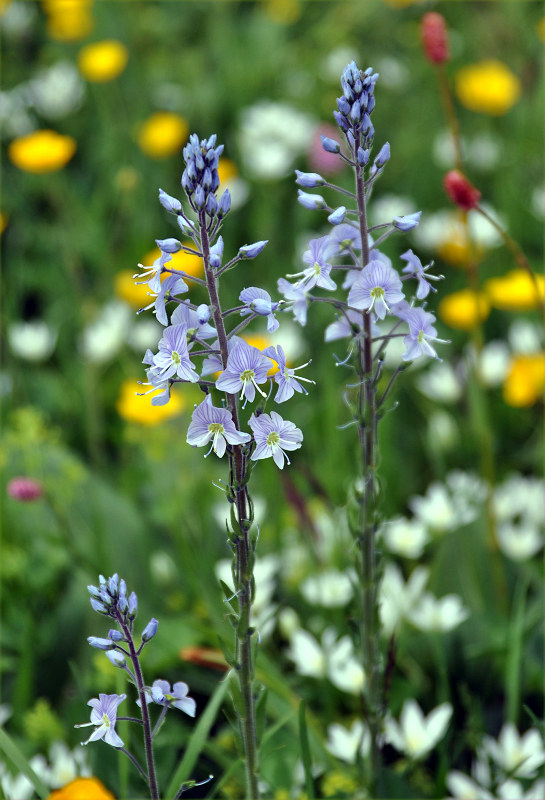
[165,677,229,800]
[298,701,315,800]
[0,728,49,800]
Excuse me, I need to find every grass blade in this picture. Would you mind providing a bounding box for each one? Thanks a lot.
[0,728,49,800]
[298,700,315,800]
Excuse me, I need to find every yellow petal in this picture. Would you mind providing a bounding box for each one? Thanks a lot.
[78,40,129,83]
[455,60,521,116]
[8,130,76,173]
[438,289,490,330]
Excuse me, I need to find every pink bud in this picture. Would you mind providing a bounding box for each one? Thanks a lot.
[7,477,43,502]
[443,170,482,211]
[421,13,450,65]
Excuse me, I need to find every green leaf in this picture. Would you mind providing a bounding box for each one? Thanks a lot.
[165,677,229,800]
[255,686,268,741]
[0,728,49,800]
[298,701,315,800]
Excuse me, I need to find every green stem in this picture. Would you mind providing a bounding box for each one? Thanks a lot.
[199,213,259,799]
[355,164,382,792]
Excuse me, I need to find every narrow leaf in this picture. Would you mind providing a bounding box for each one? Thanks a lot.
[0,728,49,800]
[298,700,315,799]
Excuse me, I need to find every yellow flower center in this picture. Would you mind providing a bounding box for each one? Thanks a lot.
[171,350,181,365]
[266,431,280,447]
[241,369,255,383]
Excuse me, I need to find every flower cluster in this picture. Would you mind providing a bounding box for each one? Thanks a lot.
[279,60,446,365]
[77,574,195,752]
[135,133,307,469]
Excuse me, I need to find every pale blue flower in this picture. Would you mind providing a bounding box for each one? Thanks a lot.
[400,249,443,300]
[347,260,404,319]
[401,308,448,361]
[328,224,362,254]
[187,395,250,457]
[75,693,126,748]
[152,324,200,382]
[87,637,115,651]
[297,190,326,210]
[171,300,216,341]
[158,189,182,213]
[324,310,364,341]
[215,340,271,405]
[239,287,279,333]
[263,345,314,403]
[277,278,308,326]
[320,135,341,153]
[155,237,182,254]
[141,618,158,642]
[249,411,303,468]
[134,249,172,294]
[238,241,268,259]
[106,650,126,668]
[394,212,421,232]
[328,206,346,225]
[295,170,325,187]
[146,680,196,717]
[290,236,337,291]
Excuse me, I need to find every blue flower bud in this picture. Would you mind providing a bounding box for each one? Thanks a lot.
[106,650,126,668]
[357,147,370,166]
[297,190,325,210]
[197,304,210,324]
[367,94,375,113]
[193,185,205,209]
[295,170,325,188]
[158,189,182,213]
[320,136,341,154]
[88,585,101,598]
[108,630,124,642]
[218,189,231,217]
[206,193,218,217]
[118,594,128,613]
[108,574,119,596]
[393,212,422,231]
[238,240,268,259]
[350,100,361,123]
[119,579,126,597]
[88,637,115,650]
[328,206,346,225]
[156,238,182,254]
[181,171,194,194]
[142,618,158,642]
[209,236,224,268]
[128,591,138,618]
[337,96,350,115]
[346,131,356,150]
[333,111,349,132]
[177,215,192,235]
[375,142,390,167]
[90,598,108,613]
[361,113,372,135]
[202,168,213,191]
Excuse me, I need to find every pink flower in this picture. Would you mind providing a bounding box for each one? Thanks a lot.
[7,477,43,502]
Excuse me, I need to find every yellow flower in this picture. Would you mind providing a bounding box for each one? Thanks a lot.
[47,777,115,800]
[437,233,483,268]
[114,270,150,308]
[484,269,545,311]
[0,212,8,234]
[78,40,128,83]
[321,770,358,797]
[217,157,239,186]
[141,245,203,278]
[455,60,521,115]
[116,379,185,426]
[438,289,490,330]
[43,0,94,42]
[8,130,76,173]
[538,16,545,43]
[264,0,301,24]
[137,112,189,159]
[502,354,545,407]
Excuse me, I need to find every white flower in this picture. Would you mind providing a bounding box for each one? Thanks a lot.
[326,720,370,763]
[497,778,545,799]
[29,61,85,119]
[408,592,470,632]
[508,320,544,355]
[477,340,511,386]
[0,755,48,800]
[8,320,57,362]
[483,724,545,778]
[446,771,493,799]
[237,101,315,179]
[380,517,429,559]
[493,475,545,529]
[409,472,484,536]
[286,628,364,694]
[128,318,162,353]
[496,522,543,561]
[80,301,132,363]
[46,741,90,788]
[416,361,462,403]
[379,564,429,637]
[384,699,452,760]
[300,569,353,607]
[215,554,278,639]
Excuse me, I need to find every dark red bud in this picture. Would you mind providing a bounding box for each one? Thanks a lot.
[443,170,482,210]
[421,12,450,65]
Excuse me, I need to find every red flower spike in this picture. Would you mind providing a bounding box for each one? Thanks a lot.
[443,170,482,211]
[421,12,450,65]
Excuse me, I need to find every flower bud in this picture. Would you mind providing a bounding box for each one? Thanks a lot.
[142,618,158,642]
[421,13,450,65]
[218,189,231,217]
[320,135,341,154]
[158,189,182,213]
[357,147,370,166]
[177,215,192,235]
[206,193,218,217]
[443,170,481,210]
[209,236,224,268]
[393,212,422,231]
[7,477,43,502]
[297,191,325,210]
[108,630,124,642]
[128,591,138,618]
[295,170,325,188]
[193,185,205,209]
[90,598,108,614]
[106,650,126,668]
[197,304,210,324]
[238,241,268,259]
[155,238,182,254]
[88,637,115,650]
[374,142,390,167]
[328,206,346,225]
